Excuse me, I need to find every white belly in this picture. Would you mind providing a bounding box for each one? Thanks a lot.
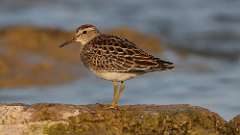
[92,71,138,81]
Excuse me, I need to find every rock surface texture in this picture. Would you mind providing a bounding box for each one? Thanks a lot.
[0,104,239,135]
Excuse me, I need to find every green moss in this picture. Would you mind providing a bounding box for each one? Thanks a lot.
[31,104,60,121]
[37,109,52,121]
[42,106,229,135]
[44,123,70,135]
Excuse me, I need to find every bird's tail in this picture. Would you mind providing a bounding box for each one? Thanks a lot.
[155,58,175,71]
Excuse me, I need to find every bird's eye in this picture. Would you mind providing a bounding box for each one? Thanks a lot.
[82,31,87,34]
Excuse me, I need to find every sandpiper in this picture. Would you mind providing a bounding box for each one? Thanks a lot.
[60,24,174,109]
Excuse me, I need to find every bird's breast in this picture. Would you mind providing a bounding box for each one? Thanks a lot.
[91,69,137,81]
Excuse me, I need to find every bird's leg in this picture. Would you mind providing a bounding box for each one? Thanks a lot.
[110,81,119,108]
[116,81,125,105]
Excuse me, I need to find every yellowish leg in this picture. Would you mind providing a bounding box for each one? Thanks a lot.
[111,81,119,108]
[116,81,125,105]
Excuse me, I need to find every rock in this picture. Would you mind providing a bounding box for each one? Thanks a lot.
[228,115,240,135]
[0,26,163,88]
[0,104,236,135]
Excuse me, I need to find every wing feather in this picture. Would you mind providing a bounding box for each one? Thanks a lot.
[85,34,174,72]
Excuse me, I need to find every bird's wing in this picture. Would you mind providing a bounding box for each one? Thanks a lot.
[90,34,174,73]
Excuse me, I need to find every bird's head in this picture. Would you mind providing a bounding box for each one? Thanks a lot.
[59,24,100,48]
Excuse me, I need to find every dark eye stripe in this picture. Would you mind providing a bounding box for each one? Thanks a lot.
[83,31,87,34]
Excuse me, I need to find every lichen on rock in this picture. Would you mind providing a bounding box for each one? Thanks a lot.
[0,104,238,135]
[228,115,240,135]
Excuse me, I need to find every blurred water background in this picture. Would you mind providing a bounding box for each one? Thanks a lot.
[0,0,240,120]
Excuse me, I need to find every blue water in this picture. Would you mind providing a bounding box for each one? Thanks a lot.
[0,0,240,120]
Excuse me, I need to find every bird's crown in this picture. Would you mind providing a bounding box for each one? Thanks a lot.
[76,24,96,31]
[76,24,99,34]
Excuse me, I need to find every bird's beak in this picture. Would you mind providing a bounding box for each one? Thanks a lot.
[59,37,76,48]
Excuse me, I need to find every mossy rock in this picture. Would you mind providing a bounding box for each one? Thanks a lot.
[1,104,238,135]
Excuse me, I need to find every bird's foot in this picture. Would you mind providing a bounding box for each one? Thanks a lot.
[103,104,120,110]
[95,103,121,110]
